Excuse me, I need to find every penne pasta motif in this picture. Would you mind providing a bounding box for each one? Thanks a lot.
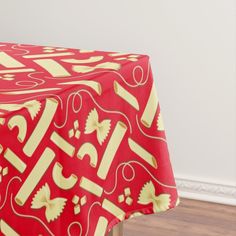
[97,121,127,179]
[0,219,20,236]
[94,216,108,236]
[50,131,75,157]
[34,59,71,77]
[113,80,140,110]
[58,80,102,95]
[79,176,104,197]
[73,62,121,73]
[0,52,25,68]
[141,83,159,128]
[4,148,26,173]
[15,148,55,206]
[128,138,158,169]
[23,98,58,157]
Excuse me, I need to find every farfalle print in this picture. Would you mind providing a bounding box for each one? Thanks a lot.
[138,181,171,213]
[0,100,41,120]
[31,183,67,223]
[85,108,111,145]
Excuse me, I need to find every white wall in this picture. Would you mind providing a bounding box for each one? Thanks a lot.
[0,0,235,203]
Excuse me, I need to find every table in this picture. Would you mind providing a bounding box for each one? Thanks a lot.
[0,42,179,236]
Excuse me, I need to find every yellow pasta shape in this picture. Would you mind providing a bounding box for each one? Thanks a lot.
[77,142,98,167]
[52,162,78,190]
[79,176,103,197]
[1,88,60,95]
[0,68,35,74]
[97,121,127,179]
[157,113,165,131]
[73,62,121,73]
[94,216,108,236]
[31,183,67,223]
[15,148,55,206]
[4,148,26,173]
[58,80,102,95]
[0,51,25,68]
[141,83,159,128]
[50,131,75,157]
[114,81,139,110]
[23,98,58,157]
[128,138,157,169]
[61,56,104,64]
[0,100,41,120]
[23,52,74,59]
[102,199,125,221]
[0,219,20,236]
[8,115,27,142]
[34,59,71,77]
[0,118,5,125]
[84,108,111,145]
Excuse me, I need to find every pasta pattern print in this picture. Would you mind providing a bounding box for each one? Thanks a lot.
[0,42,179,236]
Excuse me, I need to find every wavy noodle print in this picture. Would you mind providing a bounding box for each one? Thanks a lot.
[104,160,176,195]
[0,176,22,210]
[11,44,30,56]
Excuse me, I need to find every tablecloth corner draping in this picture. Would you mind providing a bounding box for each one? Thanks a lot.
[0,42,179,236]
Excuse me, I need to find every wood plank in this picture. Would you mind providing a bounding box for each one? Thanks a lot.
[124,198,236,236]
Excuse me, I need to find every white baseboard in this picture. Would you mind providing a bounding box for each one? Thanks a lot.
[175,177,236,206]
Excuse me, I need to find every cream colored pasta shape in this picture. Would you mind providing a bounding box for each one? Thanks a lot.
[97,121,127,180]
[23,52,74,59]
[0,219,20,236]
[4,148,26,173]
[58,80,102,95]
[94,216,108,236]
[77,142,98,167]
[52,162,78,190]
[141,83,159,128]
[61,56,104,64]
[128,138,158,169]
[23,98,58,157]
[0,68,35,74]
[113,81,139,110]
[0,52,25,68]
[79,176,103,197]
[15,147,55,206]
[102,199,125,221]
[8,115,27,143]
[73,62,121,74]
[34,59,71,77]
[50,131,75,157]
[0,88,60,95]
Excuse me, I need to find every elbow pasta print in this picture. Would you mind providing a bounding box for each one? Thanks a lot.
[0,42,179,236]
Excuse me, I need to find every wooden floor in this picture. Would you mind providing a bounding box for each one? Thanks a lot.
[123,198,236,236]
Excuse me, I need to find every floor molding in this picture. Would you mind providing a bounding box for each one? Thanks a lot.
[175,177,236,206]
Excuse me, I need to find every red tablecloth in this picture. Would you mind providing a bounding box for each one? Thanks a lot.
[0,42,179,236]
